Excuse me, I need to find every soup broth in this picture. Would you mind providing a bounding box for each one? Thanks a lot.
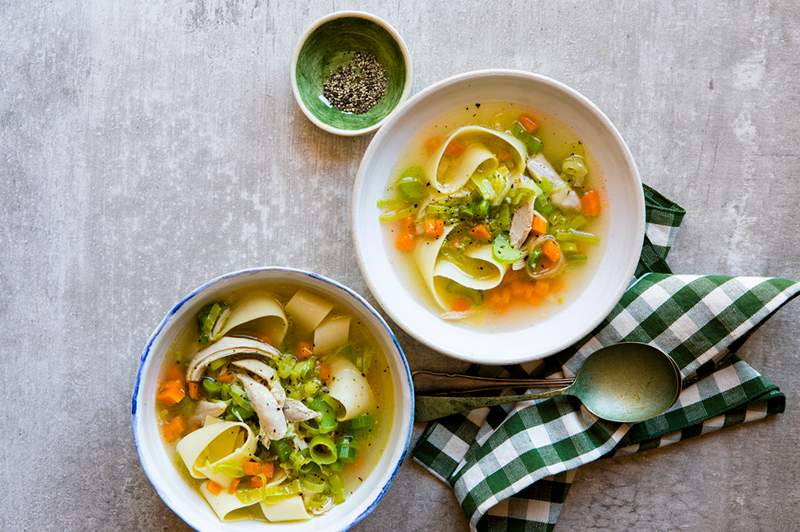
[378,101,607,330]
[155,283,393,523]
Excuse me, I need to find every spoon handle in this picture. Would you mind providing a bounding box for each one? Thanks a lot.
[415,388,570,422]
[412,370,574,395]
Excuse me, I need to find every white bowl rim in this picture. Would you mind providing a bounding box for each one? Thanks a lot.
[352,68,645,365]
[290,10,414,137]
[131,266,415,531]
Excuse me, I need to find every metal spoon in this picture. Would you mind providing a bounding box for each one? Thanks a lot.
[414,342,682,423]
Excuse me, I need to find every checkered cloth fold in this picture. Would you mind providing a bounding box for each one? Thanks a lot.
[412,185,799,531]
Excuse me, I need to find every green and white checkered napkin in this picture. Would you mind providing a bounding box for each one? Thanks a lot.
[413,185,800,531]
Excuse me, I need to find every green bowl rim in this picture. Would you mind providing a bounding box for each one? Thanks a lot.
[290,10,413,137]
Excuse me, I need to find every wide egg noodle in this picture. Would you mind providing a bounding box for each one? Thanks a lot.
[285,289,334,332]
[212,293,288,345]
[414,225,507,314]
[199,480,259,521]
[426,125,528,194]
[176,420,257,488]
[260,495,311,522]
[327,356,375,421]
[313,314,351,355]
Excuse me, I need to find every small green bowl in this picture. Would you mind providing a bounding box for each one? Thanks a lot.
[291,11,412,136]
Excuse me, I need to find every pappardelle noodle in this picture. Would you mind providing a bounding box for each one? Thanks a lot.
[156,288,389,523]
[378,105,604,320]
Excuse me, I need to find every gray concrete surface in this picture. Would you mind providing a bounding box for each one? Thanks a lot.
[2,1,799,530]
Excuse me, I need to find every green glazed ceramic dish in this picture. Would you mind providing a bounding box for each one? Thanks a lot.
[292,11,412,136]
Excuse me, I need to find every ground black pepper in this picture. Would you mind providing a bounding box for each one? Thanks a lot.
[322,51,388,114]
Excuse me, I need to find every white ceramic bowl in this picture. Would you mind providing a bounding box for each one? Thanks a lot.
[352,70,645,365]
[132,268,414,531]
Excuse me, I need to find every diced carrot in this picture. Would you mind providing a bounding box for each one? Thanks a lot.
[424,136,441,153]
[253,333,272,345]
[318,361,331,382]
[498,149,512,162]
[156,380,185,405]
[469,224,491,240]
[542,240,561,262]
[395,232,415,252]
[424,218,444,239]
[295,340,314,359]
[243,461,261,476]
[580,190,601,217]
[161,416,185,442]
[249,476,264,488]
[541,256,556,269]
[533,280,550,297]
[531,216,548,236]
[510,281,527,297]
[187,382,201,400]
[227,478,240,494]
[217,373,235,384]
[526,294,543,306]
[444,140,465,157]
[550,278,566,293]
[164,364,184,382]
[519,114,538,133]
[451,298,471,312]
[207,480,223,495]
[261,462,275,478]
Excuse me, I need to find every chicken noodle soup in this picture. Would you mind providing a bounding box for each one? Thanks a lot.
[378,102,606,327]
[155,286,392,523]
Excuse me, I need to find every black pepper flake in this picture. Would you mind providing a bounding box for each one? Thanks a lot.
[476,102,481,108]
[323,51,388,114]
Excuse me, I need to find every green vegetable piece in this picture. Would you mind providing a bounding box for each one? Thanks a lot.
[527,247,543,268]
[396,166,426,201]
[277,355,295,380]
[567,214,588,230]
[201,377,221,397]
[561,154,588,186]
[337,436,358,463]
[329,474,346,504]
[347,413,376,436]
[196,302,228,344]
[492,233,523,264]
[554,228,600,245]
[560,242,579,254]
[308,396,339,434]
[511,122,543,154]
[309,435,338,465]
[271,438,292,462]
[566,252,588,263]
[475,199,490,218]
[300,472,328,494]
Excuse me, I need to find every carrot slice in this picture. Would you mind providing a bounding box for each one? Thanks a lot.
[533,280,550,297]
[469,224,491,240]
[161,416,185,442]
[451,298,471,312]
[156,380,185,405]
[519,114,538,132]
[542,240,561,262]
[444,140,465,157]
[531,216,548,236]
[424,136,441,153]
[217,373,235,384]
[227,478,240,494]
[187,382,201,400]
[243,461,261,476]
[207,481,222,495]
[249,476,264,488]
[424,218,444,239]
[261,462,275,478]
[395,232,415,252]
[295,340,314,359]
[580,190,601,217]
[318,361,331,382]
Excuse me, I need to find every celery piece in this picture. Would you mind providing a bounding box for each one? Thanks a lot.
[397,176,424,201]
[277,355,295,380]
[271,438,292,462]
[337,436,358,463]
[566,252,588,263]
[560,242,579,254]
[378,206,415,223]
[475,198,490,218]
[201,377,221,397]
[329,474,346,504]
[471,174,496,201]
[561,154,588,185]
[300,473,328,494]
[196,302,228,344]
[492,233,523,264]
[309,435,338,465]
[567,214,588,230]
[554,228,600,245]
[534,195,555,216]
[347,414,376,436]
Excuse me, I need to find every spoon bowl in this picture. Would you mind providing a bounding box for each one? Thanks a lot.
[569,343,681,422]
[414,342,682,423]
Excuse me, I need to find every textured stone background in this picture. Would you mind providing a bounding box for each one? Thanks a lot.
[2,1,799,530]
